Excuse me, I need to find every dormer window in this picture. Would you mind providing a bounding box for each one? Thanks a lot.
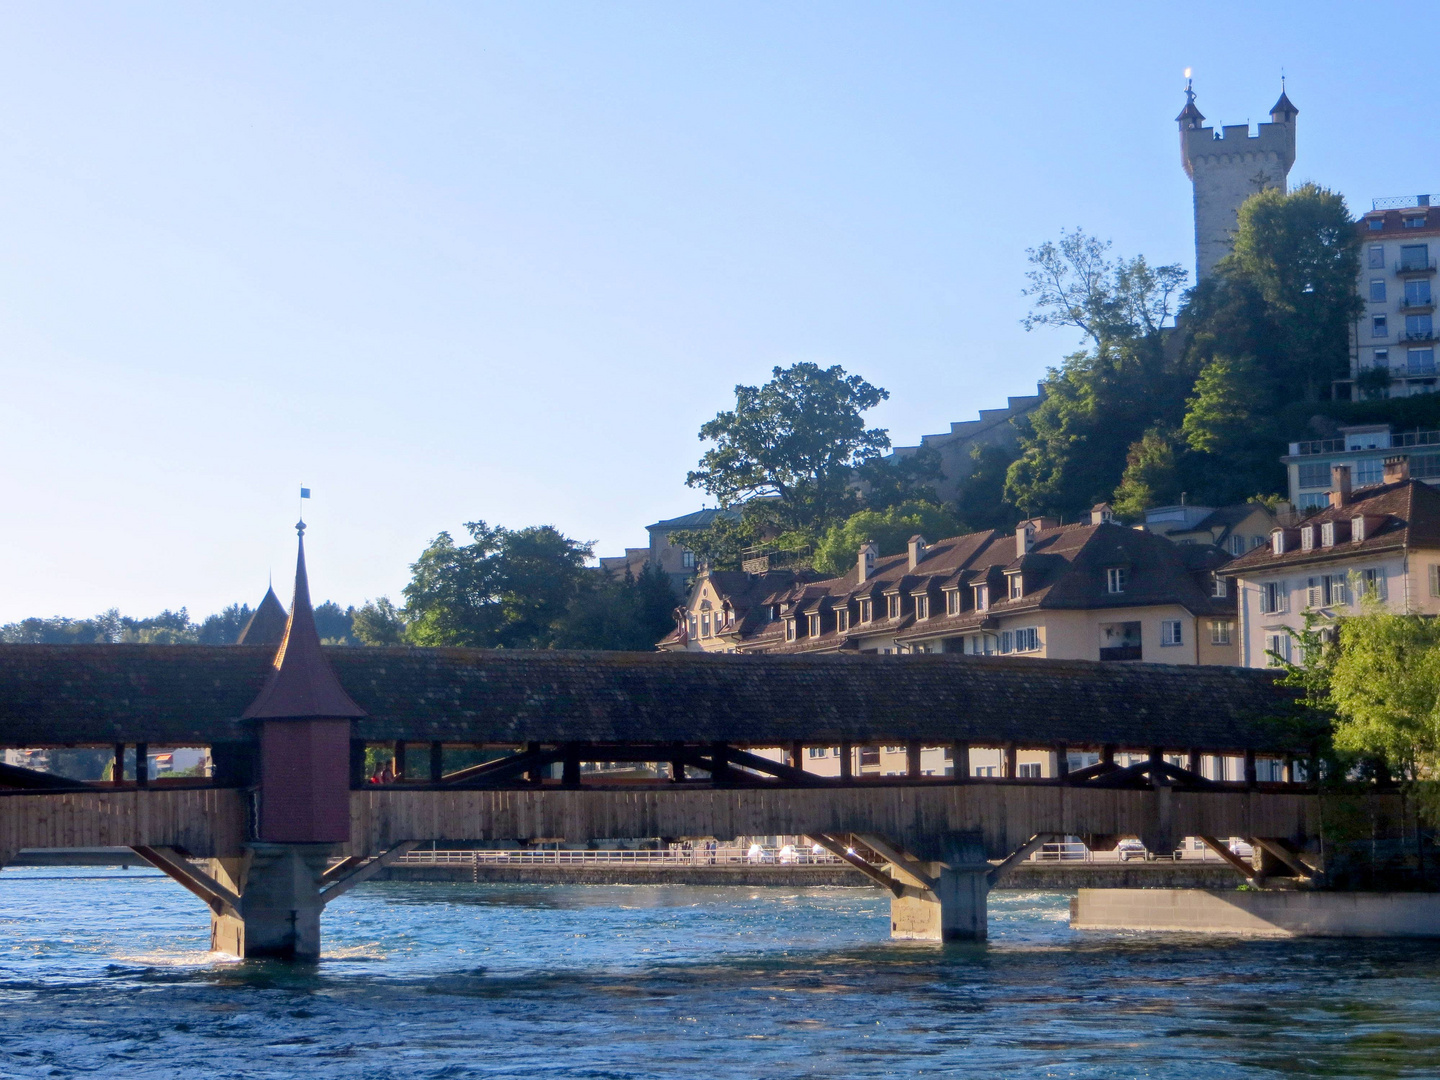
[1321,523,1336,547]
[1301,526,1315,551]
[859,598,873,623]
[886,594,902,620]
[1352,516,1366,543]
[1106,568,1126,594]
[1272,530,1286,555]
[1212,574,1227,598]
[946,590,960,616]
[915,595,930,620]
[784,619,796,642]
[837,608,850,633]
[807,614,820,637]
[1008,575,1023,600]
[974,584,989,612]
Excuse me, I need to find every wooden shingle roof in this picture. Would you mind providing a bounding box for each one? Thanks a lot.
[0,645,1300,753]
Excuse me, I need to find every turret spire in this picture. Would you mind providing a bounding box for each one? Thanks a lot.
[241,522,366,720]
[1175,72,1205,129]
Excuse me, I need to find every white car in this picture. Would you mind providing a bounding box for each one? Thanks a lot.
[1228,839,1255,859]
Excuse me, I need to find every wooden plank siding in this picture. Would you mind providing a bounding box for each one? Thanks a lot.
[346,785,1328,860]
[0,789,247,862]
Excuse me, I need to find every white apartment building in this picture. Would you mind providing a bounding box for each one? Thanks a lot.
[1345,195,1439,399]
[1281,424,1440,512]
[1220,457,1440,667]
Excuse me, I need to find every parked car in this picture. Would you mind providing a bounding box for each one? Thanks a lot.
[1118,839,1186,862]
[1117,839,1146,862]
[1228,839,1255,860]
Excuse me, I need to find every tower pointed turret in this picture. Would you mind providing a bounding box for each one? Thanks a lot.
[1269,87,1298,124]
[242,522,364,720]
[236,584,288,646]
[1175,77,1205,130]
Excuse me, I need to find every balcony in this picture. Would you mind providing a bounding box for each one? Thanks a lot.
[1397,261,1438,276]
[1290,438,1345,456]
[1409,362,1439,378]
[1099,645,1143,662]
[1403,330,1436,343]
[1399,299,1435,313]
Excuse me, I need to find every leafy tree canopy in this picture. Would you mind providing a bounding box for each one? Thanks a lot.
[399,519,678,650]
[686,363,890,536]
[1021,228,1186,347]
[403,521,593,649]
[811,501,961,578]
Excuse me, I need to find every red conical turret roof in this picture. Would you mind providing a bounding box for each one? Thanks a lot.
[236,584,288,646]
[242,523,366,720]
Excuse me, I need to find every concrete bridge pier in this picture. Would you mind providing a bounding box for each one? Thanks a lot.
[207,844,334,960]
[846,832,1052,942]
[890,864,991,941]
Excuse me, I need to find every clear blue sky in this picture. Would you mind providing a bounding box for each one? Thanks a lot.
[0,3,1422,621]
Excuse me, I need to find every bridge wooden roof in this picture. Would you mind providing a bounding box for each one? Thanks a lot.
[0,645,1302,753]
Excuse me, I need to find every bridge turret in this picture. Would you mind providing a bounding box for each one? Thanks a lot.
[230,520,367,959]
[236,583,288,646]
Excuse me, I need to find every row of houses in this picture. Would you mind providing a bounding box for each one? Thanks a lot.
[661,455,1440,672]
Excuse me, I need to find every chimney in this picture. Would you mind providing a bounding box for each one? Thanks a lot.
[907,534,927,570]
[1016,521,1035,559]
[857,540,878,584]
[1330,463,1352,509]
[1384,455,1411,484]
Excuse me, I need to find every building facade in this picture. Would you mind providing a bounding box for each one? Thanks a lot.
[1140,501,1279,557]
[1220,458,1440,667]
[661,511,1237,666]
[880,389,1042,504]
[1282,424,1440,512]
[598,507,741,591]
[1344,195,1439,400]
[1178,80,1297,281]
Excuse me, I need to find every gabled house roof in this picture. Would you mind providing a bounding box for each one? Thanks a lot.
[669,520,1233,653]
[1219,480,1440,576]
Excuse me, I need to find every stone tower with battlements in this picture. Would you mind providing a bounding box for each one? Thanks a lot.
[1178,80,1297,281]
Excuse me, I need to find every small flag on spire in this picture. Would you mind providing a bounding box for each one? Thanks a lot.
[300,487,311,499]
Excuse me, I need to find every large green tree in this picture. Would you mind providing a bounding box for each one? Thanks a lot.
[685,363,890,537]
[403,521,594,649]
[1005,232,1192,520]
[1176,184,1361,504]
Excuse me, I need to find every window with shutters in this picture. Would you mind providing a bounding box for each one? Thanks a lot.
[1327,575,1350,607]
[1360,567,1388,601]
[1261,581,1288,614]
[1431,565,1440,598]
[1266,633,1292,666]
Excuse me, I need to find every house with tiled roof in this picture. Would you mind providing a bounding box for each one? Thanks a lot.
[1218,455,1440,667]
[661,508,1237,666]
[1141,501,1280,558]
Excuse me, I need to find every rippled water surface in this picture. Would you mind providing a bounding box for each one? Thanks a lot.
[2,869,1439,1078]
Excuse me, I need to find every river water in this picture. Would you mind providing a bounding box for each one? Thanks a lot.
[1,869,1438,1078]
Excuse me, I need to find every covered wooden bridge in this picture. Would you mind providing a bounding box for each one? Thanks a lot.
[0,530,1335,957]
